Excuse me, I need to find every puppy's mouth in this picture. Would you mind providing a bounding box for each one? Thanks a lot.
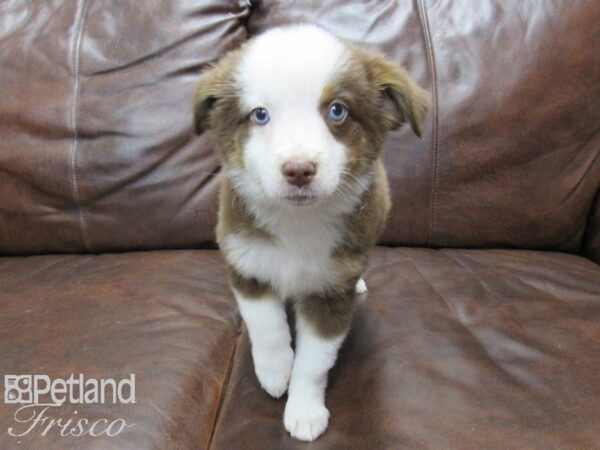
[283,193,319,206]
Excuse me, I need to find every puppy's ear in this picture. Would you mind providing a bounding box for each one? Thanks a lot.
[193,49,241,135]
[361,49,430,137]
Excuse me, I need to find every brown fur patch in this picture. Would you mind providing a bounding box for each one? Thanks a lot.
[216,178,274,296]
[319,44,429,182]
[194,47,248,169]
[335,160,392,258]
[297,285,358,339]
[348,44,430,137]
[229,265,274,299]
[319,61,385,176]
[216,177,272,244]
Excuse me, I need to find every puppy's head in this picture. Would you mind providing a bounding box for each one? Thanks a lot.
[194,25,429,206]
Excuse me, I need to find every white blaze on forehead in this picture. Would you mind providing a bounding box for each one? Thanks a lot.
[230,24,354,205]
[236,25,348,111]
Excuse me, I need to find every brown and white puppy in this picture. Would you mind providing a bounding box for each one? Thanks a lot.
[194,25,428,441]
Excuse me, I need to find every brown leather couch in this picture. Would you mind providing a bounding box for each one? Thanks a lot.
[1,1,599,449]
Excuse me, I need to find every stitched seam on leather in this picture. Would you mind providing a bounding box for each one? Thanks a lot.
[207,323,242,450]
[69,0,92,252]
[417,0,440,246]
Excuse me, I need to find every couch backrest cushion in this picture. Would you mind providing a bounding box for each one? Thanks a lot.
[1,0,599,255]
[0,0,249,254]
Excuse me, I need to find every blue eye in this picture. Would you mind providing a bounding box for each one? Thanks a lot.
[328,102,348,123]
[250,107,270,125]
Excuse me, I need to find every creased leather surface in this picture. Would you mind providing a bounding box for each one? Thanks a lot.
[211,247,600,450]
[0,0,248,254]
[0,250,239,449]
[423,0,600,252]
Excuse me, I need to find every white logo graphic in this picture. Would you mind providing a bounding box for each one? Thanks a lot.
[4,375,32,404]
[3,374,136,438]
[4,374,136,406]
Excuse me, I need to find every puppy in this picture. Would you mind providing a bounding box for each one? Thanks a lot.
[194,24,428,441]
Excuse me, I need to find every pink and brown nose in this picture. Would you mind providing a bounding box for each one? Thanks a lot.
[281,161,317,188]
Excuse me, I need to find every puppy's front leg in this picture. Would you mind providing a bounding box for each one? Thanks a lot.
[234,288,294,398]
[284,289,356,441]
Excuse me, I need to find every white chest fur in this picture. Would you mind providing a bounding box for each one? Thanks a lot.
[222,207,346,299]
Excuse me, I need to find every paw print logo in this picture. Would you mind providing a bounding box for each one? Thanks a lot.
[4,375,32,404]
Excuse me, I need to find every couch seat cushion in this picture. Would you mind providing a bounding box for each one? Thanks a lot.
[211,247,600,449]
[0,250,239,449]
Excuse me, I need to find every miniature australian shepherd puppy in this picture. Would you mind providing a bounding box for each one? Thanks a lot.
[194,24,428,441]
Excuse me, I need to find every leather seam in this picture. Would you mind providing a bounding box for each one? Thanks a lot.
[417,0,440,246]
[207,323,242,450]
[69,0,92,252]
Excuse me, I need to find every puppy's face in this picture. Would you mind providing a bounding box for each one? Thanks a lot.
[195,25,428,206]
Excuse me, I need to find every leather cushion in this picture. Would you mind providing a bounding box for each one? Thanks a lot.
[211,247,600,449]
[0,250,239,449]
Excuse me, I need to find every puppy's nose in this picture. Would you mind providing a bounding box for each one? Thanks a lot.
[281,160,317,188]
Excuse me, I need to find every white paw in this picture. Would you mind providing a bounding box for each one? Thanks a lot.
[253,346,294,398]
[355,277,367,294]
[284,398,330,441]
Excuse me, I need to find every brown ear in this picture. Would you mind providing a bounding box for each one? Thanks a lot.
[193,49,242,135]
[360,49,430,137]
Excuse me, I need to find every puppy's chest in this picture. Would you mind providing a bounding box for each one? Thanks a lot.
[224,215,344,298]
